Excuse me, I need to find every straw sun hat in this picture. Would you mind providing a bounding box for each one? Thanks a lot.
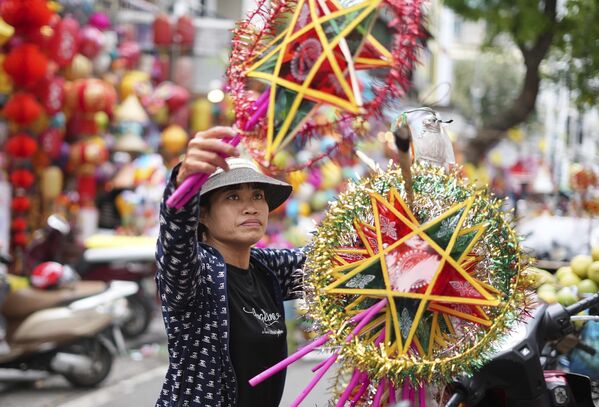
[199,157,292,211]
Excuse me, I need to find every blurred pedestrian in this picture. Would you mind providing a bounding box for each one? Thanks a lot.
[155,126,305,407]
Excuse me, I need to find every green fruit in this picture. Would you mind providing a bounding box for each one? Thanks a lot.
[592,245,599,262]
[556,266,573,279]
[537,283,557,293]
[588,261,599,284]
[577,279,598,295]
[527,267,556,287]
[571,255,592,278]
[556,287,578,306]
[558,271,582,287]
[537,290,557,304]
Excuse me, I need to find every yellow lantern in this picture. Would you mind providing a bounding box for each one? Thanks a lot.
[66,54,93,80]
[320,161,342,189]
[41,166,64,200]
[286,170,307,191]
[161,124,188,154]
[0,18,14,46]
[191,98,213,133]
[0,55,12,94]
[120,70,151,100]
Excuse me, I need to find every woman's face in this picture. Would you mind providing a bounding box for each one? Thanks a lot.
[199,183,269,249]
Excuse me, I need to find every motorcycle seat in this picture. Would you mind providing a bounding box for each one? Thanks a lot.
[1,281,107,320]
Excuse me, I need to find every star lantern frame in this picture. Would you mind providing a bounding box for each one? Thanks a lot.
[227,0,425,171]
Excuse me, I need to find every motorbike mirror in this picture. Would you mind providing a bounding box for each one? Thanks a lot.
[47,214,71,235]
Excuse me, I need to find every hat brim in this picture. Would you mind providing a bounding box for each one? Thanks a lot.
[199,167,292,211]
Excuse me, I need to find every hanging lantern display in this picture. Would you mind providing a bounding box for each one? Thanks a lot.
[0,17,14,45]
[69,136,109,168]
[160,124,188,155]
[3,91,43,125]
[65,54,93,80]
[118,40,141,69]
[0,0,53,34]
[40,166,63,200]
[65,78,117,114]
[115,94,149,124]
[10,169,35,189]
[88,12,111,31]
[39,127,64,159]
[78,25,105,59]
[172,56,194,89]
[152,13,172,46]
[174,15,194,47]
[5,133,37,158]
[11,196,30,212]
[190,98,213,132]
[35,75,65,115]
[119,70,151,100]
[3,43,49,88]
[48,16,80,67]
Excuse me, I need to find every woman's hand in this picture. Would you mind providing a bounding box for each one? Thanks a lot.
[176,126,240,186]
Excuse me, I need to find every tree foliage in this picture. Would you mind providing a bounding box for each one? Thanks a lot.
[443,0,599,163]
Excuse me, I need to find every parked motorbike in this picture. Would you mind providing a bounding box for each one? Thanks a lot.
[26,214,157,338]
[444,293,599,407]
[0,254,138,388]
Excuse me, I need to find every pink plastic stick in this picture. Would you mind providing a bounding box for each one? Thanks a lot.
[402,380,410,400]
[374,327,386,346]
[388,379,397,404]
[372,380,386,407]
[419,384,426,407]
[166,91,269,208]
[311,353,336,373]
[349,373,370,406]
[346,298,388,342]
[249,331,332,387]
[290,353,338,407]
[336,369,362,407]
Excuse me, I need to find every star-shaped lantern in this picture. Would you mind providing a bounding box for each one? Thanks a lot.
[325,188,500,356]
[245,0,392,161]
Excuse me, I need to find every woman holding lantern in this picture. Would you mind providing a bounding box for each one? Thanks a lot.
[155,126,306,407]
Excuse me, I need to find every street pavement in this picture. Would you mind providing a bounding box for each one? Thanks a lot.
[0,315,334,407]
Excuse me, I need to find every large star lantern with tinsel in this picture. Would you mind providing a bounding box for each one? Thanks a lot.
[325,188,500,356]
[245,0,392,161]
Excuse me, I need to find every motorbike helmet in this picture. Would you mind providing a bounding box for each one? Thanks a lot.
[30,262,78,289]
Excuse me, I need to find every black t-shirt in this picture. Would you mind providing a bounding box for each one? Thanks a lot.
[227,261,287,407]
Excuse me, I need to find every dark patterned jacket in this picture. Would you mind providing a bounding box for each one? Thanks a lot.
[155,175,305,407]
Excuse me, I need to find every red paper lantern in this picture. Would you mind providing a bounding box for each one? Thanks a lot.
[175,16,194,47]
[167,86,190,111]
[5,133,37,158]
[79,25,104,59]
[12,232,28,247]
[3,92,43,125]
[11,217,27,232]
[3,43,49,88]
[65,79,117,114]
[77,173,97,202]
[11,196,31,212]
[10,169,35,189]
[35,75,65,114]
[48,16,80,67]
[153,14,172,46]
[0,0,53,32]
[39,128,63,159]
[118,41,141,69]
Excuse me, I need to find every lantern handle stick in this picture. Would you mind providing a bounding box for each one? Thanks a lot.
[166,91,269,208]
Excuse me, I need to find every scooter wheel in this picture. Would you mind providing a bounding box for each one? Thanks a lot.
[121,294,152,339]
[62,338,113,388]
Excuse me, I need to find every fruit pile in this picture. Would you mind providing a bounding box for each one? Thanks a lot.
[532,245,599,306]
